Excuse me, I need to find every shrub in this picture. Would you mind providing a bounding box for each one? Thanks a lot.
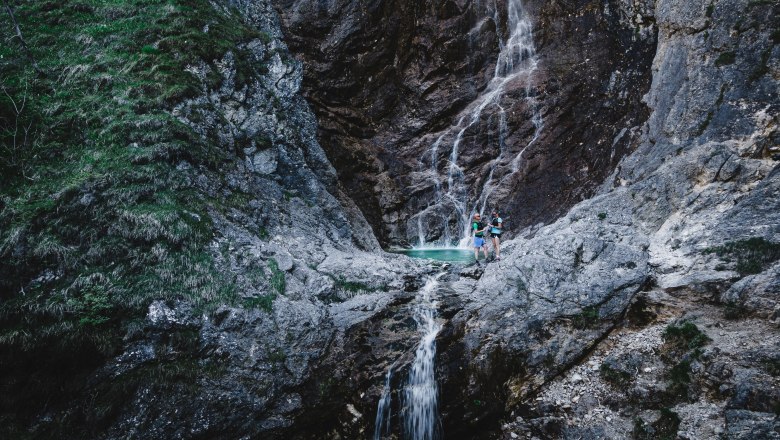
[663,321,710,351]
[704,237,780,276]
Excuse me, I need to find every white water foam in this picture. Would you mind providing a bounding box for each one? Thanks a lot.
[374,275,443,440]
[404,275,443,440]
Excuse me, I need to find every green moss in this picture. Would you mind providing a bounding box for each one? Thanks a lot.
[329,274,387,295]
[268,258,286,296]
[140,44,161,55]
[668,359,691,386]
[656,408,682,440]
[572,305,600,329]
[763,358,780,377]
[722,300,748,320]
[240,258,285,312]
[243,294,275,312]
[714,51,736,66]
[267,348,286,363]
[705,3,714,17]
[335,277,371,293]
[704,237,780,276]
[597,212,607,220]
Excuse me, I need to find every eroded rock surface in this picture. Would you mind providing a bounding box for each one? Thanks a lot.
[272,0,658,246]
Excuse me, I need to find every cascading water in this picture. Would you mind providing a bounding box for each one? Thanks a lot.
[410,0,543,248]
[373,365,395,440]
[374,275,443,440]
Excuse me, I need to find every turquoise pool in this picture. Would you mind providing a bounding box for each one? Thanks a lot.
[391,248,476,263]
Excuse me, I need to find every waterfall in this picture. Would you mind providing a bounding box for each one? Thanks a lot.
[413,0,542,248]
[404,276,443,440]
[374,275,443,440]
[374,366,395,440]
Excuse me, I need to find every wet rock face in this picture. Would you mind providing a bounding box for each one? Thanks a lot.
[272,0,657,245]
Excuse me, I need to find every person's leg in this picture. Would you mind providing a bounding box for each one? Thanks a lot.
[495,236,501,259]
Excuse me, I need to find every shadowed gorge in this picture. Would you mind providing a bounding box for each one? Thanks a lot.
[273,0,657,246]
[1,0,778,438]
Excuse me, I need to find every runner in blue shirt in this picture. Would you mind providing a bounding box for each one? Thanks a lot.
[490,210,503,261]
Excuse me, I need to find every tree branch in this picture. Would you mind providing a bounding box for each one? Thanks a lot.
[2,0,43,75]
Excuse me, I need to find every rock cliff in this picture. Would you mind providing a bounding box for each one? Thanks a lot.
[439,0,780,436]
[272,0,657,246]
[0,0,424,437]
[0,0,777,438]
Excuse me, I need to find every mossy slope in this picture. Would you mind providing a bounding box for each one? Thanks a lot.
[0,0,268,435]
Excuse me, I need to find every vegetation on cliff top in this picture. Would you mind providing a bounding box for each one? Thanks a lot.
[0,0,263,433]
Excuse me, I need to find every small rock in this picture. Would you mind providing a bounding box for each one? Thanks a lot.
[510,433,519,439]
[643,367,652,373]
[571,373,584,383]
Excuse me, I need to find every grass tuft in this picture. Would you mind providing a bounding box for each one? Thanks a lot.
[0,0,272,434]
[704,237,780,276]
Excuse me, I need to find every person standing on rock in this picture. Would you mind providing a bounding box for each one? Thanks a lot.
[490,210,503,261]
[472,213,489,265]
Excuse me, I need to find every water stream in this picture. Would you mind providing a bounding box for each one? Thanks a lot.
[374,274,443,440]
[412,0,542,248]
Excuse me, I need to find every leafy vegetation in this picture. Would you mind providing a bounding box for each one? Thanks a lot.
[704,237,780,276]
[663,321,710,351]
[1,0,263,339]
[661,321,709,400]
[722,300,748,320]
[0,0,266,435]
